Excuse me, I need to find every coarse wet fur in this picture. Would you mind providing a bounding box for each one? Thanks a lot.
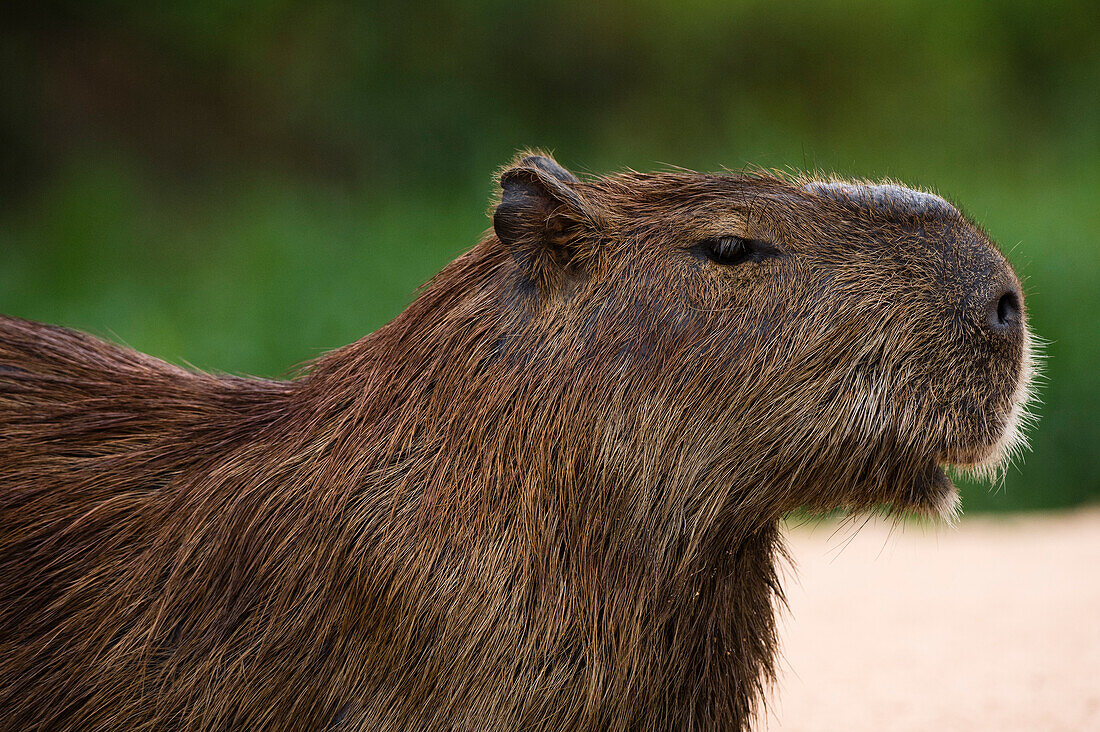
[0,153,1036,731]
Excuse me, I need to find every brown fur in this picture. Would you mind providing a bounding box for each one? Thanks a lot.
[0,153,1034,730]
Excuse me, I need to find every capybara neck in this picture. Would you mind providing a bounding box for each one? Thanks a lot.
[291,244,785,726]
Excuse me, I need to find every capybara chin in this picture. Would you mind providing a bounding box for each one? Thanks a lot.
[0,152,1036,731]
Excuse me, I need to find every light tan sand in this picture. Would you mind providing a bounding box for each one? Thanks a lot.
[764,509,1100,731]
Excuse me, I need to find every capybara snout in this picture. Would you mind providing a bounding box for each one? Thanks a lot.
[795,178,1032,478]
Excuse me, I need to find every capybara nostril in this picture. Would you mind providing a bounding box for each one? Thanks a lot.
[988,286,1022,333]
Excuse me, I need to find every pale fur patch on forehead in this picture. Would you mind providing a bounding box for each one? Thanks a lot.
[804,181,959,219]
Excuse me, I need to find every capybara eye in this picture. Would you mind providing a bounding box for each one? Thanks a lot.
[701,236,778,266]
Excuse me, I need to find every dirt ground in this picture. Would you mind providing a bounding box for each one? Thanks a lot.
[763,509,1100,731]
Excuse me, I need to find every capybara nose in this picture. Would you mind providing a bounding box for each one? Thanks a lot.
[986,284,1022,334]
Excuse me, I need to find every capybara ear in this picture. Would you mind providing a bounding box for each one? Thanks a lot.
[493,152,602,291]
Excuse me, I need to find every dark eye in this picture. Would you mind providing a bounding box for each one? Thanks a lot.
[699,236,779,266]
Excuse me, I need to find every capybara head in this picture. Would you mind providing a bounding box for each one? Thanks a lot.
[489,153,1036,523]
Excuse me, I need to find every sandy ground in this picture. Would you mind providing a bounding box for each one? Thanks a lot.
[763,509,1100,731]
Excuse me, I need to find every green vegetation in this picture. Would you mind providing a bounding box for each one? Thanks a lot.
[1,1,1096,510]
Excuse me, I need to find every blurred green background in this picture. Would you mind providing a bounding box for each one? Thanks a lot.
[1,1,1096,510]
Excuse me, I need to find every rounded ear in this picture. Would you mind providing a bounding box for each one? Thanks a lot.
[492,153,602,292]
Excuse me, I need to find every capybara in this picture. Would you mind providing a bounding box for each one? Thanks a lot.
[0,153,1036,731]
